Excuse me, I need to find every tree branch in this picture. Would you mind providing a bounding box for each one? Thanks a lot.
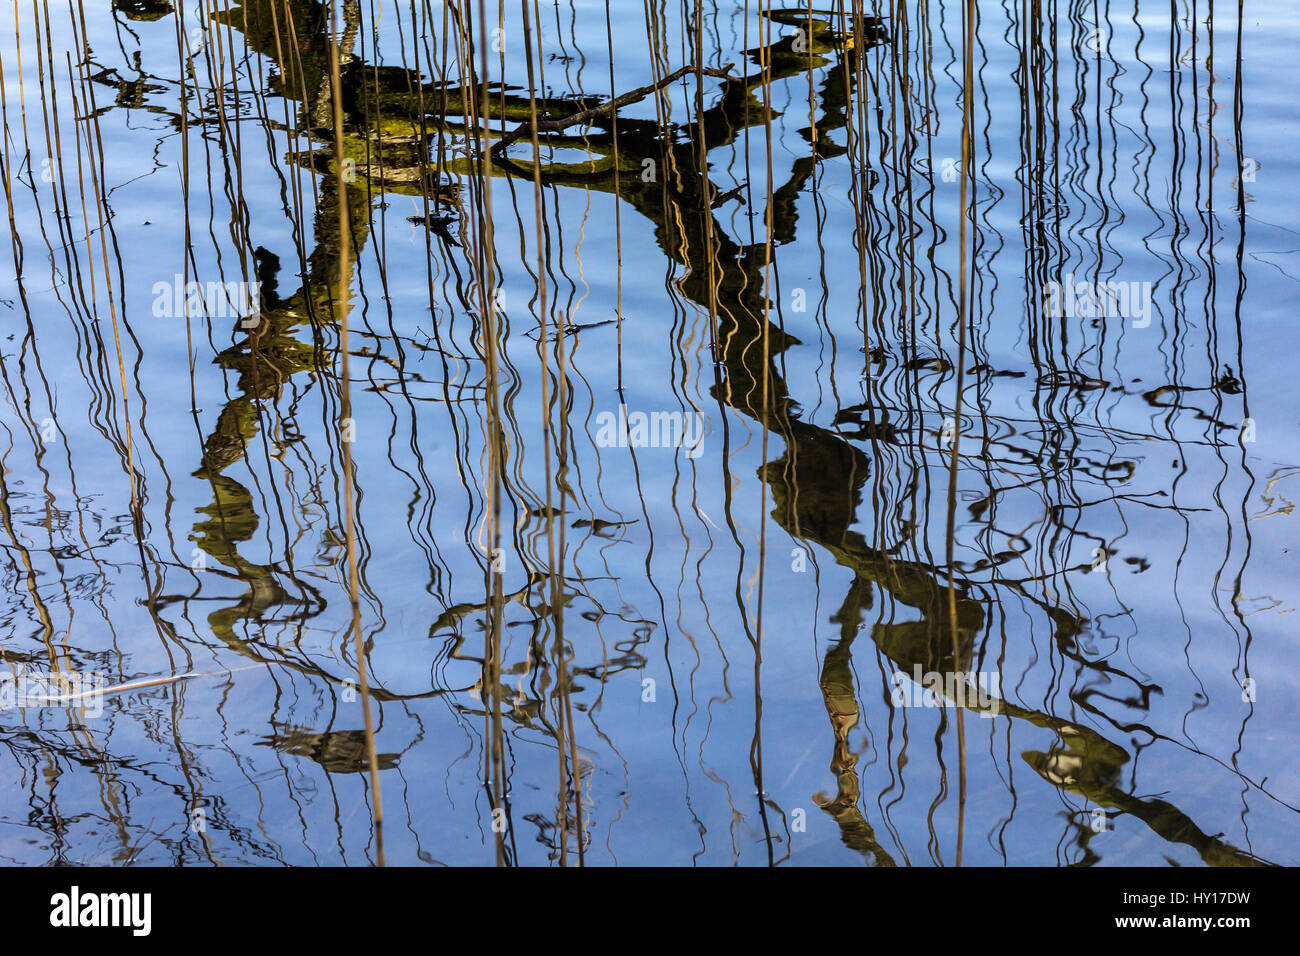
[489,63,737,159]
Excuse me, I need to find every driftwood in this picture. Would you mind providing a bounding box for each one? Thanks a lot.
[489,63,737,159]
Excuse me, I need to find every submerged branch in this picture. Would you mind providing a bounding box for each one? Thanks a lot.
[489,63,738,159]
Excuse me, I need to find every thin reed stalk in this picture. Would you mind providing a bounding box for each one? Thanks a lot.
[943,0,978,867]
[329,0,386,867]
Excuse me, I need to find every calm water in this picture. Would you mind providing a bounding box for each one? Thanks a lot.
[0,0,1297,866]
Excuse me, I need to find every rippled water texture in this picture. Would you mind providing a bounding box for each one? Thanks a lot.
[0,0,1297,865]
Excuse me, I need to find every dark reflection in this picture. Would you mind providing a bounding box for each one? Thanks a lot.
[262,724,401,773]
[113,0,174,23]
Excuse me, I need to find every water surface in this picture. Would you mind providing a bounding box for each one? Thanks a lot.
[0,0,1297,866]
